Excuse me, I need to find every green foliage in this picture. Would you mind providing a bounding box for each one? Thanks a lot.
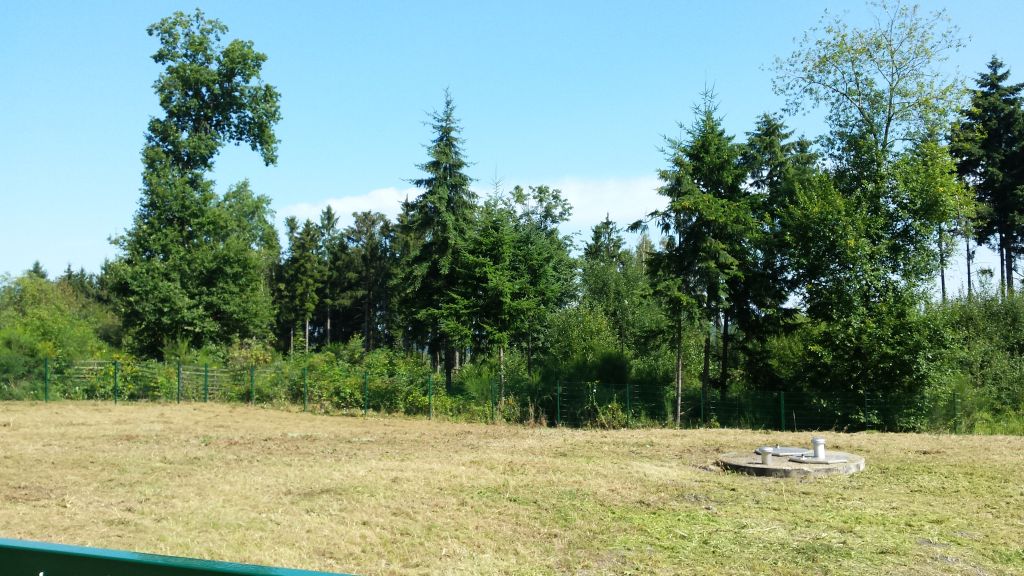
[923,294,1024,431]
[950,57,1024,294]
[541,305,621,384]
[0,274,116,398]
[109,10,281,358]
[276,217,324,352]
[145,9,281,170]
[773,1,963,154]
[581,218,665,357]
[397,90,477,390]
[343,211,397,350]
[12,6,1024,436]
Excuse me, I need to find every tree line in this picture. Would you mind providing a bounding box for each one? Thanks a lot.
[4,3,1024,430]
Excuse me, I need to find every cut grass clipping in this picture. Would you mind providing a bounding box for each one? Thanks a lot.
[1,403,1022,575]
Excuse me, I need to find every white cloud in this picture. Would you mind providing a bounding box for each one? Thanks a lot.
[278,175,666,246]
[279,186,417,227]
[545,175,663,240]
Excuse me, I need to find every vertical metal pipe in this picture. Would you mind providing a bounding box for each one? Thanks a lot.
[203,364,209,403]
[176,361,182,403]
[812,437,826,459]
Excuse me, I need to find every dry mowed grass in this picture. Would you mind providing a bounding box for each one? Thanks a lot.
[1,403,1022,575]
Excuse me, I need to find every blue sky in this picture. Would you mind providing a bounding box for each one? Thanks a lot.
[2,1,1023,297]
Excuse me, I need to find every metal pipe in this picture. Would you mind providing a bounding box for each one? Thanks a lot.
[812,436,826,459]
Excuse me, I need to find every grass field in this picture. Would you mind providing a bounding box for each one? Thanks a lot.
[0,403,1022,575]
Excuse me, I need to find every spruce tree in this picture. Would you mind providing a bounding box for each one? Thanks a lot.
[345,211,396,350]
[401,91,477,391]
[951,57,1024,297]
[635,92,754,420]
[508,185,576,377]
[277,218,323,354]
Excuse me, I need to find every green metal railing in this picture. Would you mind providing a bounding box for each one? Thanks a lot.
[0,538,351,576]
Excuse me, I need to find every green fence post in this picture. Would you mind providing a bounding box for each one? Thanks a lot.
[302,367,308,412]
[249,366,255,405]
[203,364,209,403]
[43,357,49,403]
[113,361,120,405]
[175,361,182,403]
[952,390,959,434]
[362,371,368,416]
[556,380,561,427]
[427,375,434,420]
[626,382,631,428]
[778,389,786,430]
[492,379,497,423]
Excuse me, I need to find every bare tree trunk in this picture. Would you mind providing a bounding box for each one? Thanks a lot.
[938,227,947,303]
[1007,243,1016,296]
[443,342,454,394]
[326,312,332,346]
[966,234,973,300]
[720,311,730,395]
[712,308,722,400]
[674,313,683,428]
[999,242,1006,299]
[701,324,711,424]
[304,318,310,354]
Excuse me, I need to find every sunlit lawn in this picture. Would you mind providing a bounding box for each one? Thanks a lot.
[1,402,1021,575]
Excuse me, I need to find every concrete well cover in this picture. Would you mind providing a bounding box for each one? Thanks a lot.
[754,445,810,457]
[718,451,866,478]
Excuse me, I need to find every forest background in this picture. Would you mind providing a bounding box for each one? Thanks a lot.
[4,1,1024,433]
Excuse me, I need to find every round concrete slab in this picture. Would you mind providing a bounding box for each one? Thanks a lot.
[754,445,810,457]
[717,451,865,478]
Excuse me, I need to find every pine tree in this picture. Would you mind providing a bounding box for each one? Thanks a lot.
[582,216,629,352]
[345,211,396,350]
[463,195,524,400]
[277,218,323,354]
[508,185,576,377]
[401,91,477,391]
[951,57,1024,297]
[634,92,754,420]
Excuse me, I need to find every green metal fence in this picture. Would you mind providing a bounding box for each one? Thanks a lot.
[28,359,459,420]
[0,537,350,576]
[11,358,979,432]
